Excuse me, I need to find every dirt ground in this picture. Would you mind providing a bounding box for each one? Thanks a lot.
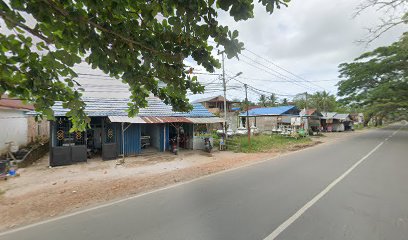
[0,130,368,231]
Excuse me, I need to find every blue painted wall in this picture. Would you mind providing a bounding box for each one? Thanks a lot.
[165,124,170,151]
[116,123,141,156]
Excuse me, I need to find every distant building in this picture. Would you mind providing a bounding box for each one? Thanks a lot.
[321,112,353,132]
[299,109,323,132]
[239,106,300,133]
[350,113,364,124]
[0,95,49,154]
[192,95,236,115]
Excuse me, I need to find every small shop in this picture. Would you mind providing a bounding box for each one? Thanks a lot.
[44,97,222,166]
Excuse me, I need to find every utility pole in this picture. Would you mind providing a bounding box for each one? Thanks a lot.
[221,51,228,140]
[245,84,251,150]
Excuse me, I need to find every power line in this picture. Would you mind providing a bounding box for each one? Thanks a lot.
[237,58,317,92]
[243,48,327,90]
[236,76,342,83]
[238,56,319,92]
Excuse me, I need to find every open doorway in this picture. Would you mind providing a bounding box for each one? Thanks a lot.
[169,123,193,150]
[140,124,160,153]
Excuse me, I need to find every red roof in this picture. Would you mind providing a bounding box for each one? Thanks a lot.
[0,95,34,111]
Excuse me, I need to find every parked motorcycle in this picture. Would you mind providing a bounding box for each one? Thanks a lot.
[170,137,178,155]
[204,137,212,153]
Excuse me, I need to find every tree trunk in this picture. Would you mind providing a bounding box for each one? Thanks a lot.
[364,113,373,127]
[378,116,383,126]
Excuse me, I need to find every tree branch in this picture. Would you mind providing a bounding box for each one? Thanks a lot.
[41,0,181,60]
[0,10,52,44]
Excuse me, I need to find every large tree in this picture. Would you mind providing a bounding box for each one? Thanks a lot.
[308,91,337,112]
[337,32,408,125]
[0,0,289,130]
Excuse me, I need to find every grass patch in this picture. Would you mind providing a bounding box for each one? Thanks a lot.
[227,134,312,153]
[0,188,5,196]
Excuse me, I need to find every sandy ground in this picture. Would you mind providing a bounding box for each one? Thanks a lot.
[0,130,368,231]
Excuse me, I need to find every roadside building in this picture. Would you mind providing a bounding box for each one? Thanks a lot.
[299,109,323,133]
[321,112,353,132]
[350,113,364,124]
[42,96,222,166]
[334,113,353,131]
[192,95,236,115]
[0,95,49,154]
[238,106,300,134]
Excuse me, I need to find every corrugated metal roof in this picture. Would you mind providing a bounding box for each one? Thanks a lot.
[108,116,145,124]
[0,95,34,111]
[187,117,224,124]
[300,109,320,116]
[334,113,351,120]
[321,112,337,119]
[191,95,224,103]
[239,105,297,117]
[32,96,215,118]
[141,116,192,123]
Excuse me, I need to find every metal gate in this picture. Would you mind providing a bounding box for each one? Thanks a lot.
[51,117,87,166]
[102,118,117,160]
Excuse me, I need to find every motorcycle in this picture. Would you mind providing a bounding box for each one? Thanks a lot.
[204,137,212,153]
[170,137,178,155]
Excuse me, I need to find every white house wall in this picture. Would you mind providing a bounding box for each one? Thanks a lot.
[0,109,28,154]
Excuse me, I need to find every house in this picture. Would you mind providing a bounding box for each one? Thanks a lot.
[192,95,236,115]
[350,113,364,124]
[42,96,223,166]
[321,112,353,132]
[0,95,49,154]
[334,113,353,131]
[238,106,300,133]
[299,109,323,132]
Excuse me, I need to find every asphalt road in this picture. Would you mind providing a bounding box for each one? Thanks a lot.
[1,123,407,240]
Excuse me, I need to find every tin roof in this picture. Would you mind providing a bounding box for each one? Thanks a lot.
[0,95,34,111]
[187,117,224,124]
[192,95,227,103]
[108,116,145,124]
[140,116,192,123]
[300,108,322,116]
[321,112,337,119]
[334,113,351,120]
[38,96,215,118]
[239,105,297,117]
[109,116,224,124]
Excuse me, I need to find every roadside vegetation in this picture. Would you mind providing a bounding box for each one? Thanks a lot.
[227,134,313,153]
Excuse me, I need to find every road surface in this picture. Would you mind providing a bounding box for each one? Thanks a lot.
[1,123,407,240]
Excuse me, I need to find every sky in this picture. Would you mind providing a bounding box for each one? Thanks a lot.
[186,0,407,103]
[2,0,407,103]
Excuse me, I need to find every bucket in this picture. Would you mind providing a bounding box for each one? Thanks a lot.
[8,169,16,176]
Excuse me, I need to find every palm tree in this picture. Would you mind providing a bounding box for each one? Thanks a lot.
[258,94,268,107]
[268,93,278,107]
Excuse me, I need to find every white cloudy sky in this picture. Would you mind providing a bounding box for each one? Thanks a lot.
[187,0,407,102]
[2,0,406,103]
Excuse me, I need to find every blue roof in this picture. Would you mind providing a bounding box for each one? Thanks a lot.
[239,105,298,117]
[35,96,214,118]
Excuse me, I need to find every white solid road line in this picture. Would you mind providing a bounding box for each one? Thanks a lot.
[264,126,403,240]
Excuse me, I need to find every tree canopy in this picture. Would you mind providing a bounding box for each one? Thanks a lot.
[292,91,338,112]
[257,93,278,107]
[0,0,289,130]
[337,32,408,123]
